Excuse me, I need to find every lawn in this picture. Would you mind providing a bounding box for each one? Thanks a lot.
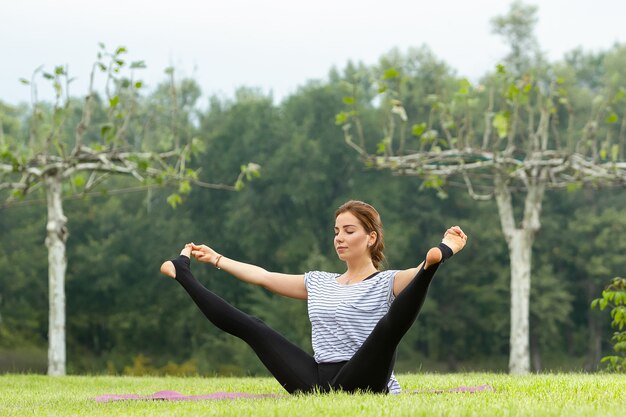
[1,373,624,416]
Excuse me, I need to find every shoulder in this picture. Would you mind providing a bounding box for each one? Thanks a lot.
[375,270,400,280]
[304,271,338,288]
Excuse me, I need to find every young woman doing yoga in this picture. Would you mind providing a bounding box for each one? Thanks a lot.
[160,200,467,394]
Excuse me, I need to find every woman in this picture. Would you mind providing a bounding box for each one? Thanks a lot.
[160,200,467,394]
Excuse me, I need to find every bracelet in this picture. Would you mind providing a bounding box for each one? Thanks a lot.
[214,254,223,269]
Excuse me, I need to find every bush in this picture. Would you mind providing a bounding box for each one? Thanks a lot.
[591,277,626,372]
[120,354,198,376]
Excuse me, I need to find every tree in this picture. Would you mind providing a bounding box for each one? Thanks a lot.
[337,15,626,374]
[0,45,256,375]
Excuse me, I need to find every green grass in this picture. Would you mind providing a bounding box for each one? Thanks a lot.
[1,373,624,416]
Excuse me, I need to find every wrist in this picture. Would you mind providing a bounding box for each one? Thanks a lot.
[213,254,223,269]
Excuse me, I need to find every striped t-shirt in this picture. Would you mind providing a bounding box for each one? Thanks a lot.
[304,270,401,394]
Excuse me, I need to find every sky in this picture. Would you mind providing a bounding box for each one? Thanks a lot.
[1,0,625,106]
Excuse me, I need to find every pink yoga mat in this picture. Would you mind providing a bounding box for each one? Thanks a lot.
[95,385,495,402]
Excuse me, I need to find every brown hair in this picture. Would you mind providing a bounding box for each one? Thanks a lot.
[335,200,386,270]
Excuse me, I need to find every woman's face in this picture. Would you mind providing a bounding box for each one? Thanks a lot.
[334,211,375,262]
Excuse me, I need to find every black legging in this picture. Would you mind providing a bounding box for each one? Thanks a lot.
[170,255,440,394]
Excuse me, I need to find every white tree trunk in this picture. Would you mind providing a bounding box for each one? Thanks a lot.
[44,172,68,376]
[495,171,544,374]
[507,229,532,374]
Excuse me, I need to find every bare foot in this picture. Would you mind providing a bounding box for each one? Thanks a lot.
[425,247,443,269]
[424,226,467,269]
[441,227,467,255]
[160,244,193,278]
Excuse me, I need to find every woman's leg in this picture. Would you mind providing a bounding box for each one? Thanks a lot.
[161,248,318,394]
[331,243,454,393]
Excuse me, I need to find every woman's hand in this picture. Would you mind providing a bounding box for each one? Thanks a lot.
[190,243,220,265]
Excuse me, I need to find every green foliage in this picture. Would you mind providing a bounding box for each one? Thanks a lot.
[120,354,198,376]
[492,111,510,138]
[490,1,540,75]
[591,277,626,372]
[3,35,626,377]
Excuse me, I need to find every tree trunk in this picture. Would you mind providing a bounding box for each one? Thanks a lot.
[44,172,68,376]
[495,171,545,375]
[507,228,533,374]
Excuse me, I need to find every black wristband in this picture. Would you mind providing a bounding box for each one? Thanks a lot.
[438,242,454,262]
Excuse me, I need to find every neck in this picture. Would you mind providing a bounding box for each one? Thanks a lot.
[344,256,377,280]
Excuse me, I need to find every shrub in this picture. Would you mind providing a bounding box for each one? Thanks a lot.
[591,277,626,372]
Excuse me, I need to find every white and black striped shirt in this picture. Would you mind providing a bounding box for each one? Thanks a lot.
[304,270,401,394]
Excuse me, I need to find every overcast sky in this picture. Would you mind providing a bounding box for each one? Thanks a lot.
[1,0,625,106]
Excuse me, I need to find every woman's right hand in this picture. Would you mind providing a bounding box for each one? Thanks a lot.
[190,243,220,265]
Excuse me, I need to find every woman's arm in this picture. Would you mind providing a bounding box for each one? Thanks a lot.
[393,226,467,296]
[190,244,307,300]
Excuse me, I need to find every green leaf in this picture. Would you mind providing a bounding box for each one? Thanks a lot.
[420,130,438,144]
[137,159,149,172]
[115,59,125,67]
[100,123,113,138]
[342,96,355,105]
[130,61,146,69]
[98,42,106,49]
[613,89,626,103]
[458,79,471,95]
[492,111,509,139]
[506,83,520,101]
[496,64,506,74]
[53,107,64,126]
[242,162,261,180]
[98,63,107,72]
[335,112,348,125]
[134,81,143,89]
[19,78,30,85]
[109,96,120,108]
[423,175,444,189]
[115,46,127,55]
[43,72,54,80]
[234,179,244,191]
[54,66,65,75]
[606,113,618,124]
[73,174,86,188]
[164,67,174,76]
[411,123,426,137]
[377,85,387,94]
[179,180,191,194]
[383,68,399,80]
[566,182,582,192]
[191,137,206,154]
[167,193,182,208]
[11,189,25,200]
[591,299,599,310]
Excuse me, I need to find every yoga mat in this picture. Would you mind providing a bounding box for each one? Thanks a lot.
[95,384,495,402]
